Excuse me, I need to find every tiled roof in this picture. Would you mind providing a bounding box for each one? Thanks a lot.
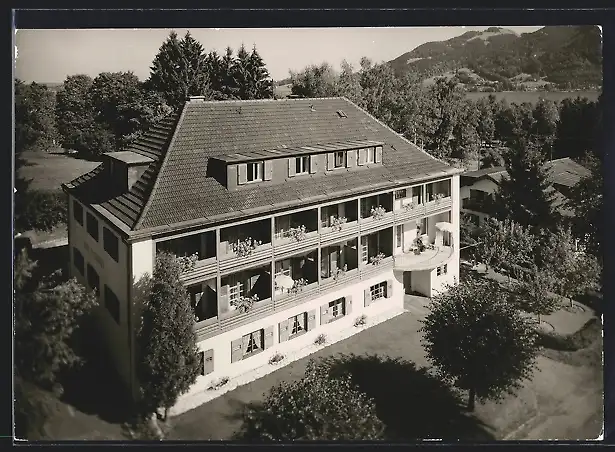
[68,97,458,233]
[544,157,592,188]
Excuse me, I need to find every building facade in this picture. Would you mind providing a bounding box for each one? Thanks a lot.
[64,97,461,412]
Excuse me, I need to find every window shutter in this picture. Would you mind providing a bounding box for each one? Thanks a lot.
[203,349,214,375]
[288,158,296,177]
[358,148,366,166]
[237,164,248,185]
[375,146,383,163]
[386,279,393,298]
[320,304,329,325]
[326,153,335,170]
[218,284,229,314]
[263,326,275,349]
[279,319,290,343]
[231,338,243,363]
[364,288,372,307]
[309,155,318,174]
[346,149,356,168]
[264,160,273,180]
[345,295,353,316]
[307,309,316,330]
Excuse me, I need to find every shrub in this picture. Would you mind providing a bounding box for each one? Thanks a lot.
[207,376,230,391]
[269,353,285,365]
[15,190,67,233]
[354,314,368,327]
[314,334,327,345]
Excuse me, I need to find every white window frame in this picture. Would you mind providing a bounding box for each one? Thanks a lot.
[360,237,369,263]
[329,298,345,319]
[370,281,386,301]
[295,156,310,175]
[228,279,244,305]
[244,330,263,355]
[366,147,376,164]
[334,151,346,168]
[246,161,263,182]
[394,189,407,200]
[289,313,306,336]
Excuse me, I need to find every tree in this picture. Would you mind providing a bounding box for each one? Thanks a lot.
[237,358,384,440]
[512,265,558,324]
[475,97,496,146]
[55,74,97,154]
[492,139,558,232]
[247,44,274,99]
[14,80,58,154]
[147,31,210,110]
[553,96,601,161]
[450,104,481,166]
[473,217,510,273]
[14,250,98,388]
[335,60,362,104]
[567,152,602,256]
[136,251,200,420]
[290,62,338,98]
[531,98,559,150]
[421,278,539,411]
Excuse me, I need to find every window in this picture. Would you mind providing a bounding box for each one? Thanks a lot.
[189,285,217,322]
[275,259,291,278]
[289,313,307,337]
[247,161,263,182]
[394,189,407,200]
[437,266,442,277]
[412,185,423,204]
[396,225,403,248]
[86,213,99,241]
[73,201,84,225]
[228,276,245,306]
[244,329,264,355]
[336,110,347,118]
[104,285,120,324]
[329,298,345,320]
[370,281,387,301]
[365,147,376,164]
[360,236,369,263]
[73,247,84,275]
[295,156,310,174]
[103,227,119,261]
[86,264,100,295]
[334,151,346,168]
[443,264,448,274]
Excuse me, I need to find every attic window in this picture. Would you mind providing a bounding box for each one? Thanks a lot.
[336,110,347,118]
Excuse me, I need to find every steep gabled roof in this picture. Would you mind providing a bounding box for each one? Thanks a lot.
[68,97,460,234]
[544,157,592,188]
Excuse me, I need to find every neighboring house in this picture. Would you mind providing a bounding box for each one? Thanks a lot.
[460,157,591,227]
[63,97,461,410]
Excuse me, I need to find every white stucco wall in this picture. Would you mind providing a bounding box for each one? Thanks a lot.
[67,196,132,386]
[177,269,404,404]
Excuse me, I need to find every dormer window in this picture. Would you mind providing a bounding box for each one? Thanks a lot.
[334,151,346,168]
[247,161,263,182]
[295,156,310,175]
[366,147,376,164]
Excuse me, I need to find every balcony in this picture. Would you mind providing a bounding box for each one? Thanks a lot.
[320,238,359,288]
[321,200,359,245]
[219,219,272,275]
[360,193,394,234]
[273,208,320,257]
[393,245,455,271]
[156,231,217,283]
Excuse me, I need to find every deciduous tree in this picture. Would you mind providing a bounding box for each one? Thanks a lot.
[421,278,539,411]
[136,252,201,420]
[237,358,384,440]
[290,62,338,98]
[55,74,97,154]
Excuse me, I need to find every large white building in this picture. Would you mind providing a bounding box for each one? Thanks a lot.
[63,97,461,413]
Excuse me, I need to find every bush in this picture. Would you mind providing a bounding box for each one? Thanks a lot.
[354,314,367,327]
[268,353,285,365]
[314,334,327,346]
[537,318,601,352]
[15,190,67,232]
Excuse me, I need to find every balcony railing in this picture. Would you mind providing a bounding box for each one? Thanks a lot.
[179,257,218,285]
[273,230,319,257]
[320,220,360,246]
[359,210,395,234]
[320,267,359,293]
[360,256,394,279]
[274,281,320,311]
[393,245,454,271]
[219,243,273,275]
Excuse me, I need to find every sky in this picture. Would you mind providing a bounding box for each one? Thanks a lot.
[14,26,543,83]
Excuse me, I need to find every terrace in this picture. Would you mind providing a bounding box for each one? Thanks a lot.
[273,209,319,255]
[320,238,360,288]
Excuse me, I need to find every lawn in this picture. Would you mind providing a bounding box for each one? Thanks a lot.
[18,149,100,193]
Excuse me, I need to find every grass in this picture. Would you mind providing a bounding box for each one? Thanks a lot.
[538,318,603,367]
[464,90,600,104]
[19,149,100,193]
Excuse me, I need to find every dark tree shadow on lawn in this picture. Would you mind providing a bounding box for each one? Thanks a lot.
[228,354,495,442]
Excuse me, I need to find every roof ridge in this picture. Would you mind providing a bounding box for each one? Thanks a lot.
[133,106,187,230]
[339,97,458,173]
[185,96,347,106]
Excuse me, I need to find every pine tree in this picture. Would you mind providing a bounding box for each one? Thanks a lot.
[219,46,238,99]
[248,44,273,99]
[231,43,252,100]
[136,252,200,420]
[493,138,558,232]
[147,31,210,110]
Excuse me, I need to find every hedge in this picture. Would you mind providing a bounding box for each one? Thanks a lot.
[536,318,601,352]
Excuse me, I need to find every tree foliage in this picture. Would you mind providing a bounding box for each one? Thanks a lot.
[14,80,58,154]
[237,358,384,441]
[290,62,338,98]
[136,251,200,418]
[14,190,67,233]
[511,265,558,323]
[421,278,539,411]
[492,139,558,232]
[553,96,601,161]
[14,249,98,387]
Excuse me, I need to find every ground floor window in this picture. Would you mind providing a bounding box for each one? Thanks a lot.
[329,298,345,320]
[244,329,263,356]
[370,281,387,301]
[73,247,84,276]
[290,313,307,337]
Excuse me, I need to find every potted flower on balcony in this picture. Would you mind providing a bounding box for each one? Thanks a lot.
[369,252,386,266]
[230,294,260,313]
[230,237,262,257]
[414,236,426,254]
[333,264,348,281]
[283,225,307,242]
[173,252,198,273]
[289,278,308,294]
[330,215,347,232]
[370,205,386,220]
[404,200,417,212]
[434,193,445,204]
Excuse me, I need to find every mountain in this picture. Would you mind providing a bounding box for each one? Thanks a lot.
[388,26,602,90]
